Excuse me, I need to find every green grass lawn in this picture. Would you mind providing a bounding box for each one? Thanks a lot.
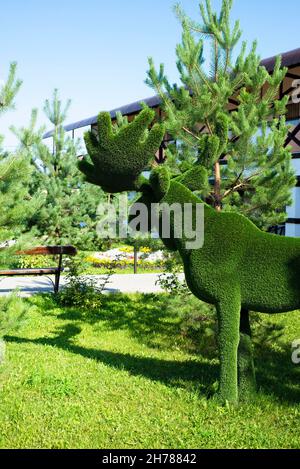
[0,293,299,449]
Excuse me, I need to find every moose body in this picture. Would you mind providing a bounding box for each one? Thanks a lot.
[154,179,300,402]
[185,217,300,314]
[185,204,300,315]
[157,180,300,314]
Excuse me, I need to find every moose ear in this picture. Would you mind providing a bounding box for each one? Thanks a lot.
[150,166,170,201]
[174,166,208,192]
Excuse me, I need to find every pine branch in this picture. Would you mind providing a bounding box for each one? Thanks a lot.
[182,127,201,141]
[221,169,245,199]
[222,170,264,199]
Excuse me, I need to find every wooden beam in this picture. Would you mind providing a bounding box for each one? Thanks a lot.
[282,85,298,97]
[286,72,300,80]
[285,121,300,147]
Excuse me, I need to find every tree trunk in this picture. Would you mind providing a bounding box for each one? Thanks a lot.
[214,161,222,212]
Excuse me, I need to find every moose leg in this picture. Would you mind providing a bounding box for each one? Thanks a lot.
[216,292,240,404]
[238,309,256,401]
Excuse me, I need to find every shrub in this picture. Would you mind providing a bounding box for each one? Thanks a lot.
[157,250,187,295]
[0,293,29,364]
[55,257,103,310]
[14,255,52,269]
[0,293,28,338]
[251,313,285,350]
[176,297,217,356]
[56,253,123,310]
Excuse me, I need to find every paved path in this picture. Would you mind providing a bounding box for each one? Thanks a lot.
[0,273,184,297]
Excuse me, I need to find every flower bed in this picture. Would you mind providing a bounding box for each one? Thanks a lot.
[85,247,165,271]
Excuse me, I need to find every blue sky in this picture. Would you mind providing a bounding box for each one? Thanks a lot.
[1,0,300,148]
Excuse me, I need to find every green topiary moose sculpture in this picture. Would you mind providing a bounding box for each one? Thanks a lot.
[79,107,300,404]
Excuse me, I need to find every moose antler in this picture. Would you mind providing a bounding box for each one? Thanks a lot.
[78,107,165,193]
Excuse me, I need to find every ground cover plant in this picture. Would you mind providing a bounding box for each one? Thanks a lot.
[0,293,299,449]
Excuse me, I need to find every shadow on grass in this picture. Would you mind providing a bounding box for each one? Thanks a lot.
[9,294,300,403]
[40,293,192,352]
[254,342,300,404]
[5,323,218,394]
[6,324,300,403]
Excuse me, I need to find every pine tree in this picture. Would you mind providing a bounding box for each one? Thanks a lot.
[12,90,106,250]
[0,63,36,266]
[146,0,295,230]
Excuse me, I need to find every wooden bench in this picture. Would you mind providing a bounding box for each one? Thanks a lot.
[0,246,77,293]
